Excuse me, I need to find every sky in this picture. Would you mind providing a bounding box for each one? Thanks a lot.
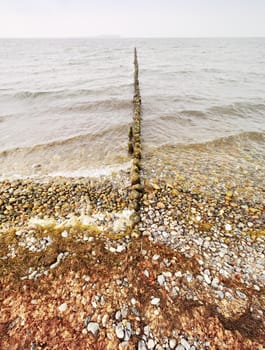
[0,0,264,38]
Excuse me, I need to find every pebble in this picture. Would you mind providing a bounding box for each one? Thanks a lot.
[87,322,100,337]
[147,338,156,349]
[203,274,211,285]
[176,345,185,350]
[211,277,219,288]
[116,244,126,253]
[215,290,224,299]
[61,230,68,238]
[152,254,160,261]
[236,290,247,299]
[225,223,232,231]
[58,303,67,312]
[138,340,147,350]
[169,338,177,348]
[157,274,165,285]
[115,310,122,320]
[180,338,191,350]
[144,269,150,278]
[115,322,125,339]
[150,297,160,306]
[144,325,150,337]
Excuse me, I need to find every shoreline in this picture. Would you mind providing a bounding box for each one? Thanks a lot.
[0,151,264,349]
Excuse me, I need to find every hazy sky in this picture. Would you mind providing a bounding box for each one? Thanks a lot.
[0,0,264,38]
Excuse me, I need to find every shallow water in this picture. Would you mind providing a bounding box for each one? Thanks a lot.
[0,38,265,178]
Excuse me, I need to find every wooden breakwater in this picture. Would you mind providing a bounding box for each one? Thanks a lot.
[129,48,143,237]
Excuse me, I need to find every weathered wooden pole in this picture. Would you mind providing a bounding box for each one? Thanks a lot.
[129,48,143,238]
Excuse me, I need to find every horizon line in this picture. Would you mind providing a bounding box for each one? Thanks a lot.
[0,35,264,39]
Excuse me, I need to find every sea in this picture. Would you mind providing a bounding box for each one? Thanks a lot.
[0,38,265,179]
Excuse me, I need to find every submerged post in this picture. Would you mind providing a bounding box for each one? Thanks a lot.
[129,48,143,238]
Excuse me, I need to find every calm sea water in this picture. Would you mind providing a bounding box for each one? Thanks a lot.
[0,38,265,178]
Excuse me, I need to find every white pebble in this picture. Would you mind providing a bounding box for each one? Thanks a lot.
[225,223,232,231]
[87,322,99,336]
[147,339,156,349]
[157,274,165,285]
[61,230,68,238]
[150,297,160,306]
[180,338,190,350]
[152,254,160,261]
[58,303,68,312]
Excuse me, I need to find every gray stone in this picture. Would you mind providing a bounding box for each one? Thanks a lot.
[124,328,132,341]
[169,338,177,348]
[147,338,156,349]
[115,322,125,339]
[215,290,224,299]
[204,274,211,285]
[150,297,160,306]
[236,290,247,299]
[115,310,121,320]
[87,322,100,337]
[211,277,219,288]
[157,274,165,285]
[180,338,190,350]
[144,325,150,337]
[152,254,160,261]
[176,345,185,350]
[138,340,147,350]
[58,303,67,312]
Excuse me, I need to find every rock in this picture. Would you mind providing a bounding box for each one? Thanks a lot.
[116,245,125,253]
[186,273,193,283]
[61,230,68,238]
[157,274,165,285]
[215,290,224,299]
[225,223,232,231]
[204,273,211,285]
[132,184,144,192]
[236,290,247,299]
[138,340,147,350]
[58,303,67,312]
[87,322,100,337]
[101,314,109,327]
[144,270,150,278]
[157,202,165,209]
[152,254,160,261]
[115,322,125,339]
[176,345,185,350]
[147,339,156,349]
[115,310,122,320]
[169,339,177,348]
[175,271,182,278]
[130,190,141,200]
[144,325,150,337]
[150,297,160,306]
[211,277,219,288]
[180,338,190,350]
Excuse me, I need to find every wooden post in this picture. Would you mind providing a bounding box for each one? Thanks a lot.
[129,48,143,238]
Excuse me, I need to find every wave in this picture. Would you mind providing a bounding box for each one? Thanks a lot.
[180,110,206,118]
[0,122,130,157]
[66,98,132,113]
[208,102,265,117]
[0,121,131,179]
[156,131,265,151]
[6,83,133,101]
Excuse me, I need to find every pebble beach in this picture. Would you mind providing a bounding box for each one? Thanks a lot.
[1,38,265,349]
[1,134,264,349]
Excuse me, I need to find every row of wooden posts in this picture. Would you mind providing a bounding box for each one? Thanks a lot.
[128,48,143,237]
